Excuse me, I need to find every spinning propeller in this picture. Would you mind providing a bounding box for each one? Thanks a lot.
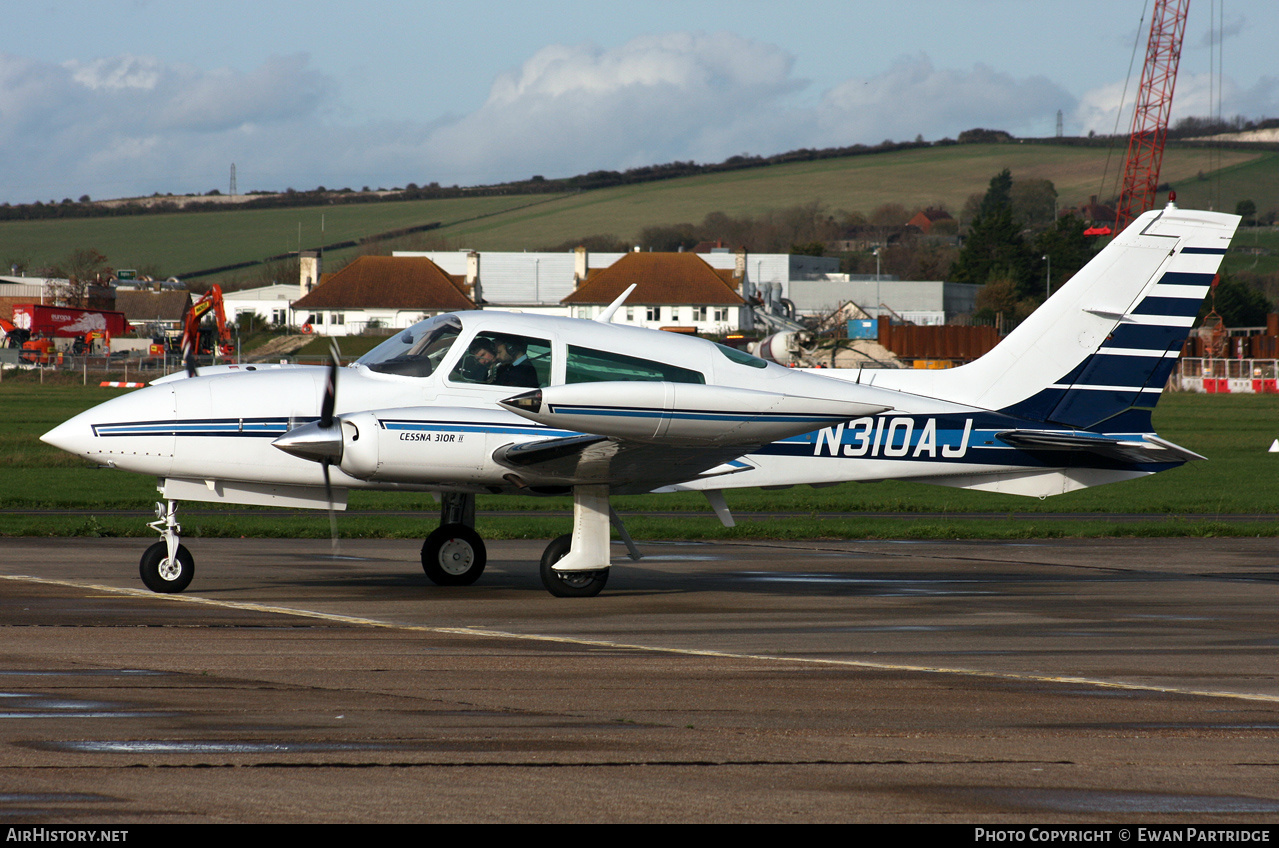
[183,337,196,378]
[320,338,341,554]
[270,338,345,554]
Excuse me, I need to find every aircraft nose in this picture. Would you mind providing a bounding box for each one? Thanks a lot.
[41,415,94,457]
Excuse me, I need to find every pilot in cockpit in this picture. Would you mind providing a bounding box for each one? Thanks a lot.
[456,337,498,383]
[491,337,539,387]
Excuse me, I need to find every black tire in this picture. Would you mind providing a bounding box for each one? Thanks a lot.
[421,524,486,586]
[539,534,609,598]
[139,541,194,594]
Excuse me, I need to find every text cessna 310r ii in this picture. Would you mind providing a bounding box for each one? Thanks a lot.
[43,204,1239,597]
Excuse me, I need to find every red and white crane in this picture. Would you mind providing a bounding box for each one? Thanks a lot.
[1114,0,1191,232]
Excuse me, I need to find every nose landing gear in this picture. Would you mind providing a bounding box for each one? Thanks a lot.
[140,500,193,593]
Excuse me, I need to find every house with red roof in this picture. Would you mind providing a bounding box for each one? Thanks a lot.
[290,255,476,336]
[560,250,748,333]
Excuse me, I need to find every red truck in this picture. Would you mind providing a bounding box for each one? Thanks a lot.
[7,305,132,362]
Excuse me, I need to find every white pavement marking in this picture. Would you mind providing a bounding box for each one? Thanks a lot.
[7,573,1279,705]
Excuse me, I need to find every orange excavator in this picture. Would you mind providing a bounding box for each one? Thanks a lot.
[180,285,235,362]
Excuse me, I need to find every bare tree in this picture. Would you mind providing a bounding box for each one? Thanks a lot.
[43,248,112,307]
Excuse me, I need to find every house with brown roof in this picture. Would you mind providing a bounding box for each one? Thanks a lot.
[290,255,477,335]
[115,289,193,335]
[560,251,748,333]
[906,207,955,235]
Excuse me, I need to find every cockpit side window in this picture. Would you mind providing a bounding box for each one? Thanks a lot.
[449,333,552,389]
[357,315,462,377]
[715,343,769,369]
[565,345,705,384]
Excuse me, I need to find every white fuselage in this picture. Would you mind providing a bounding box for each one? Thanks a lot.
[42,309,1171,507]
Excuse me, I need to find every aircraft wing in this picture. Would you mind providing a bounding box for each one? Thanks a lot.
[493,433,755,493]
[492,379,886,492]
[995,430,1206,464]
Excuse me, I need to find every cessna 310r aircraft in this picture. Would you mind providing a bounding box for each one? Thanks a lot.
[42,203,1239,597]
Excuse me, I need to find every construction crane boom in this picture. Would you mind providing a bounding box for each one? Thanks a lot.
[1115,0,1190,231]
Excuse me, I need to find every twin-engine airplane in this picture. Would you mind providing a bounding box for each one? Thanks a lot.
[43,204,1239,597]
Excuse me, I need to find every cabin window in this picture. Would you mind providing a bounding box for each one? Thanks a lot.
[449,332,552,388]
[357,314,462,377]
[565,345,705,384]
[715,343,768,369]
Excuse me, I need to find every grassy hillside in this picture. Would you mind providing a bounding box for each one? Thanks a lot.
[434,144,1267,248]
[0,142,1270,284]
[0,194,567,282]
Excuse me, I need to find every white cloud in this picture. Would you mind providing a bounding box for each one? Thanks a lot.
[1073,71,1276,137]
[815,55,1073,144]
[0,52,339,201]
[157,54,332,132]
[65,54,161,91]
[418,31,805,184]
[8,31,1270,206]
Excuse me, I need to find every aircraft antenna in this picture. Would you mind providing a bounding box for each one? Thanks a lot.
[596,284,638,323]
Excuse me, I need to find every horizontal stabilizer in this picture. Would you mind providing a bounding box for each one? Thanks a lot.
[996,430,1205,464]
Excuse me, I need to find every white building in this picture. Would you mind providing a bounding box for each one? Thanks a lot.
[786,276,980,325]
[222,284,297,328]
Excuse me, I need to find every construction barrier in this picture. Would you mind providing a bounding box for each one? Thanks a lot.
[1175,358,1279,393]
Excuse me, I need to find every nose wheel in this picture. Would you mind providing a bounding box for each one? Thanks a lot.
[139,541,194,593]
[140,499,193,593]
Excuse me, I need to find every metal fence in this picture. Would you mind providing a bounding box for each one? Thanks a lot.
[0,353,228,383]
[1175,357,1279,394]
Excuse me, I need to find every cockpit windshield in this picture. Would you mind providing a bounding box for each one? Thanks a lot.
[357,315,463,377]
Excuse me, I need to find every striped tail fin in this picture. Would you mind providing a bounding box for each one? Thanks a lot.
[940,204,1240,432]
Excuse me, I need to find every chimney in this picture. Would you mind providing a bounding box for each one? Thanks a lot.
[573,246,588,288]
[299,250,320,298]
[734,248,747,291]
[466,250,482,304]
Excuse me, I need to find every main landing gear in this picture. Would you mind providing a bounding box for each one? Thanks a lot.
[421,493,487,586]
[422,486,638,597]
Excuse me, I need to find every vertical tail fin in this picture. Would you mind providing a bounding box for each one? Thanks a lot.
[943,204,1239,431]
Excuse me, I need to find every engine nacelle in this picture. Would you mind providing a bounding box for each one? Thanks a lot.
[336,407,515,484]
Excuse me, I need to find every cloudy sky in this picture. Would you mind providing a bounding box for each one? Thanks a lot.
[2,0,1274,204]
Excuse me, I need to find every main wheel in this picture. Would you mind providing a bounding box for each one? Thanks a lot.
[421,524,486,586]
[139,541,194,594]
[539,534,609,598]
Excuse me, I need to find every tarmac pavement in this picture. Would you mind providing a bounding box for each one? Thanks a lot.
[1,535,1278,823]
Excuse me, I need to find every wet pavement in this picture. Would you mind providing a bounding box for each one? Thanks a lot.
[1,535,1278,823]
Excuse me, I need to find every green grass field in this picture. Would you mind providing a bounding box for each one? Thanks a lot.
[1,143,1269,283]
[3,375,1277,540]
